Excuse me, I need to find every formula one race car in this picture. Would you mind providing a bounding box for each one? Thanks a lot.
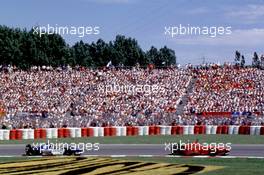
[171,140,230,156]
[25,143,83,156]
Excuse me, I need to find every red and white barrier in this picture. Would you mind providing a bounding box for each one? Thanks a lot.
[233,126,239,135]
[69,128,82,138]
[183,125,189,135]
[46,128,58,139]
[34,128,47,139]
[1,125,264,140]
[211,126,217,134]
[171,126,183,135]
[0,130,9,140]
[0,130,3,140]
[17,129,34,140]
[148,126,160,135]
[160,126,172,135]
[249,126,262,135]
[137,126,148,136]
[205,125,212,134]
[104,127,117,136]
[228,125,234,135]
[90,127,99,137]
[114,126,125,136]
[188,125,194,135]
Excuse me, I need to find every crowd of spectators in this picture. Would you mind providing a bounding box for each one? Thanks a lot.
[184,65,264,116]
[172,114,264,126]
[1,64,264,129]
[0,66,191,129]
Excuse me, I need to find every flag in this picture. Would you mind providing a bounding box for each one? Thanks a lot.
[106,61,112,67]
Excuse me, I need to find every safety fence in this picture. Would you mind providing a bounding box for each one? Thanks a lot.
[0,125,264,140]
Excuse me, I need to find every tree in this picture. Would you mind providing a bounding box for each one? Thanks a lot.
[260,55,264,69]
[241,55,245,67]
[112,35,146,67]
[90,39,112,67]
[0,25,177,69]
[158,46,176,67]
[0,26,23,66]
[235,50,241,66]
[146,46,159,64]
[72,41,93,67]
[252,52,260,68]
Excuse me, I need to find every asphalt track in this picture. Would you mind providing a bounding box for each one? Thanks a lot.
[0,144,264,157]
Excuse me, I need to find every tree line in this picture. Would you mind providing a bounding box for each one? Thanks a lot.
[0,25,176,69]
[235,50,264,69]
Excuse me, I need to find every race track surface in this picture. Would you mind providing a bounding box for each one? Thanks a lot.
[0,144,264,157]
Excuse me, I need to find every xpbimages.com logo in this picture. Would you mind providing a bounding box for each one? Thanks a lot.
[164,24,232,38]
[32,140,100,154]
[164,140,232,154]
[33,24,100,37]
[97,83,165,95]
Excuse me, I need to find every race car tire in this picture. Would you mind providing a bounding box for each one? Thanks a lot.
[25,144,33,156]
[63,148,74,155]
[209,149,217,156]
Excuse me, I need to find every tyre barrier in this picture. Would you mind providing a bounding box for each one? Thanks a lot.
[261,127,264,135]
[126,126,133,136]
[171,125,183,135]
[34,129,47,139]
[9,130,17,140]
[255,126,261,135]
[205,125,212,134]
[239,125,251,135]
[194,125,205,134]
[20,129,34,140]
[81,128,87,137]
[160,126,172,135]
[148,126,160,135]
[116,126,126,136]
[69,128,82,138]
[194,125,200,134]
[90,127,99,137]
[0,130,9,140]
[46,128,58,139]
[183,125,189,135]
[200,125,206,134]
[58,128,70,138]
[228,125,234,135]
[188,125,194,135]
[81,128,94,137]
[221,125,229,134]
[233,126,239,135]
[0,130,3,140]
[137,126,148,136]
[1,125,264,140]
[104,127,117,137]
[211,126,217,134]
[9,129,22,140]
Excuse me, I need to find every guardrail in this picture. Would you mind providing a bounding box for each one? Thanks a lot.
[0,125,263,140]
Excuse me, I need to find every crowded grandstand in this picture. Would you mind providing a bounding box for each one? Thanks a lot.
[0,63,264,129]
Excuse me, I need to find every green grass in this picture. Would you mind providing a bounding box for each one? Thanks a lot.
[118,157,264,175]
[1,135,264,144]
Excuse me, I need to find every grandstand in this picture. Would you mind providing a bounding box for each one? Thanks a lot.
[0,66,191,129]
[0,64,264,129]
